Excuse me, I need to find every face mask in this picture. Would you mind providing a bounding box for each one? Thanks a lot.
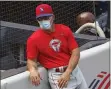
[38,19,53,30]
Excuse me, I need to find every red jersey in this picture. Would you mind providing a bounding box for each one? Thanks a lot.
[27,24,78,69]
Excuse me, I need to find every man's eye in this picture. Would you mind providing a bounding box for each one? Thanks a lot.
[37,16,50,21]
[43,16,49,19]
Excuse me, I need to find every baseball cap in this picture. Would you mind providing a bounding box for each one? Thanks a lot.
[36,4,53,19]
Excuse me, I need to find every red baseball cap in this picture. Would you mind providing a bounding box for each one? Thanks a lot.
[36,4,53,19]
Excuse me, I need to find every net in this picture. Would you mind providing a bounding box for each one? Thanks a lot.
[1,1,94,70]
[1,1,94,31]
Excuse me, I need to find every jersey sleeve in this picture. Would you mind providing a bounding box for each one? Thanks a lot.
[26,37,39,60]
[66,26,78,52]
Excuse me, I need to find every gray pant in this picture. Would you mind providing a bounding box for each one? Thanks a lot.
[48,65,88,89]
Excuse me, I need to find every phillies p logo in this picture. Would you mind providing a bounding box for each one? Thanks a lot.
[49,39,61,52]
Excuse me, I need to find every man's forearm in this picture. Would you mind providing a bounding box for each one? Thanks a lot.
[27,59,38,72]
[66,48,80,74]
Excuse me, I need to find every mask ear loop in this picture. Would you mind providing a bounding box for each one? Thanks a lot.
[49,16,54,27]
[37,21,42,28]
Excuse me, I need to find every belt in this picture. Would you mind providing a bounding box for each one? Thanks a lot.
[55,66,67,73]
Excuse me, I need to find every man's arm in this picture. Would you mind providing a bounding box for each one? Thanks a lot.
[65,47,80,74]
[58,47,80,88]
[27,59,37,71]
[27,59,41,86]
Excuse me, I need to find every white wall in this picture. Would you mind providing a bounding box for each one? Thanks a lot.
[1,41,110,89]
[79,41,110,88]
[1,67,51,89]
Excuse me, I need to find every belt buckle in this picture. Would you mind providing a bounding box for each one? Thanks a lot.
[55,67,67,73]
[60,67,64,73]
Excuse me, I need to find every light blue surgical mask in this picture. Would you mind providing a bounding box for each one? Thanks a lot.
[38,20,52,30]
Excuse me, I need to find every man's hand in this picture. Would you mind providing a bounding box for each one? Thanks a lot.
[57,72,70,88]
[29,69,42,86]
[27,59,42,86]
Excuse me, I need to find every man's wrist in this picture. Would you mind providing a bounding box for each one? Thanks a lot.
[65,68,73,75]
[29,67,37,72]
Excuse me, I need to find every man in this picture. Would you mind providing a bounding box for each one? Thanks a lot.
[76,12,108,37]
[76,12,95,27]
[27,4,88,89]
[76,12,98,35]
